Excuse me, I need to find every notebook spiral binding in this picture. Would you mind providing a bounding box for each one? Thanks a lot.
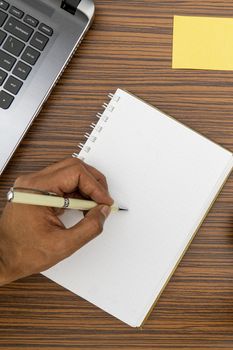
[72,92,121,161]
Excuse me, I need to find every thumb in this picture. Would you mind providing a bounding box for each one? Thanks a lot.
[64,205,111,255]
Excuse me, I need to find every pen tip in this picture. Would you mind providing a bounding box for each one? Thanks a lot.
[119,207,128,211]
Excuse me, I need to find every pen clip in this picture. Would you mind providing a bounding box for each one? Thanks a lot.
[7,187,59,202]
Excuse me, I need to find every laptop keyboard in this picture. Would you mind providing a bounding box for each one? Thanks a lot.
[0,0,53,109]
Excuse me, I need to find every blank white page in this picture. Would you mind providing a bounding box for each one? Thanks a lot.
[43,89,233,327]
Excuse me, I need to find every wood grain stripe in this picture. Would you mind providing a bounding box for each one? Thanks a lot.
[0,0,233,348]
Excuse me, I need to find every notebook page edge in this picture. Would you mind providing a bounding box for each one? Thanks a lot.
[137,154,233,328]
[119,89,232,156]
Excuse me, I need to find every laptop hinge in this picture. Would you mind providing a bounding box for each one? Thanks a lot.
[61,0,81,15]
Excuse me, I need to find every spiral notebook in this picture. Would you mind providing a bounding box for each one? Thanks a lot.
[43,89,233,327]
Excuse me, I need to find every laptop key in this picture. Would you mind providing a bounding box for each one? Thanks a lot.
[0,1,9,10]
[12,61,31,80]
[30,32,48,51]
[0,10,7,27]
[24,15,39,28]
[3,36,25,56]
[0,29,6,45]
[0,90,14,109]
[38,23,53,37]
[9,6,24,19]
[0,68,7,85]
[0,49,16,71]
[4,75,22,95]
[21,46,40,65]
[4,17,33,42]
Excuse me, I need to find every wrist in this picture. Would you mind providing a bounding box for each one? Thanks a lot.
[0,262,7,286]
[0,226,7,286]
[0,221,15,286]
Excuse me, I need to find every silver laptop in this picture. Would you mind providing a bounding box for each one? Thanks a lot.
[0,0,94,174]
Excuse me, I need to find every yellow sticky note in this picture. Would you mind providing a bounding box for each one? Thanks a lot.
[172,15,233,70]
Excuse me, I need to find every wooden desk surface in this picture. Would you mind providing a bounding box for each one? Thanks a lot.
[0,0,233,348]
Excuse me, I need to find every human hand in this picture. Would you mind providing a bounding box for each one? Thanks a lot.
[0,158,113,286]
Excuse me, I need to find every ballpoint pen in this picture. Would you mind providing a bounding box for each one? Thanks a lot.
[7,187,128,212]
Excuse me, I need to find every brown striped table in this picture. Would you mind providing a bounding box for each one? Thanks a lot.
[0,1,233,348]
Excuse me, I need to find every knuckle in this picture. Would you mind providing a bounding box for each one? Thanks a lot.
[101,174,107,183]
[57,158,83,173]
[70,157,83,167]
[65,157,81,166]
[69,162,84,177]
[14,174,33,187]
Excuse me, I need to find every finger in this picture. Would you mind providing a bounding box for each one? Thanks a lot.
[52,162,113,205]
[48,160,109,192]
[39,158,108,191]
[38,158,76,176]
[14,158,76,190]
[62,205,111,256]
[76,166,113,205]
[73,162,110,200]
[17,159,113,205]
[84,163,108,190]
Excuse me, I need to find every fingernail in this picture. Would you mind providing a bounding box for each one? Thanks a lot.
[101,205,111,218]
